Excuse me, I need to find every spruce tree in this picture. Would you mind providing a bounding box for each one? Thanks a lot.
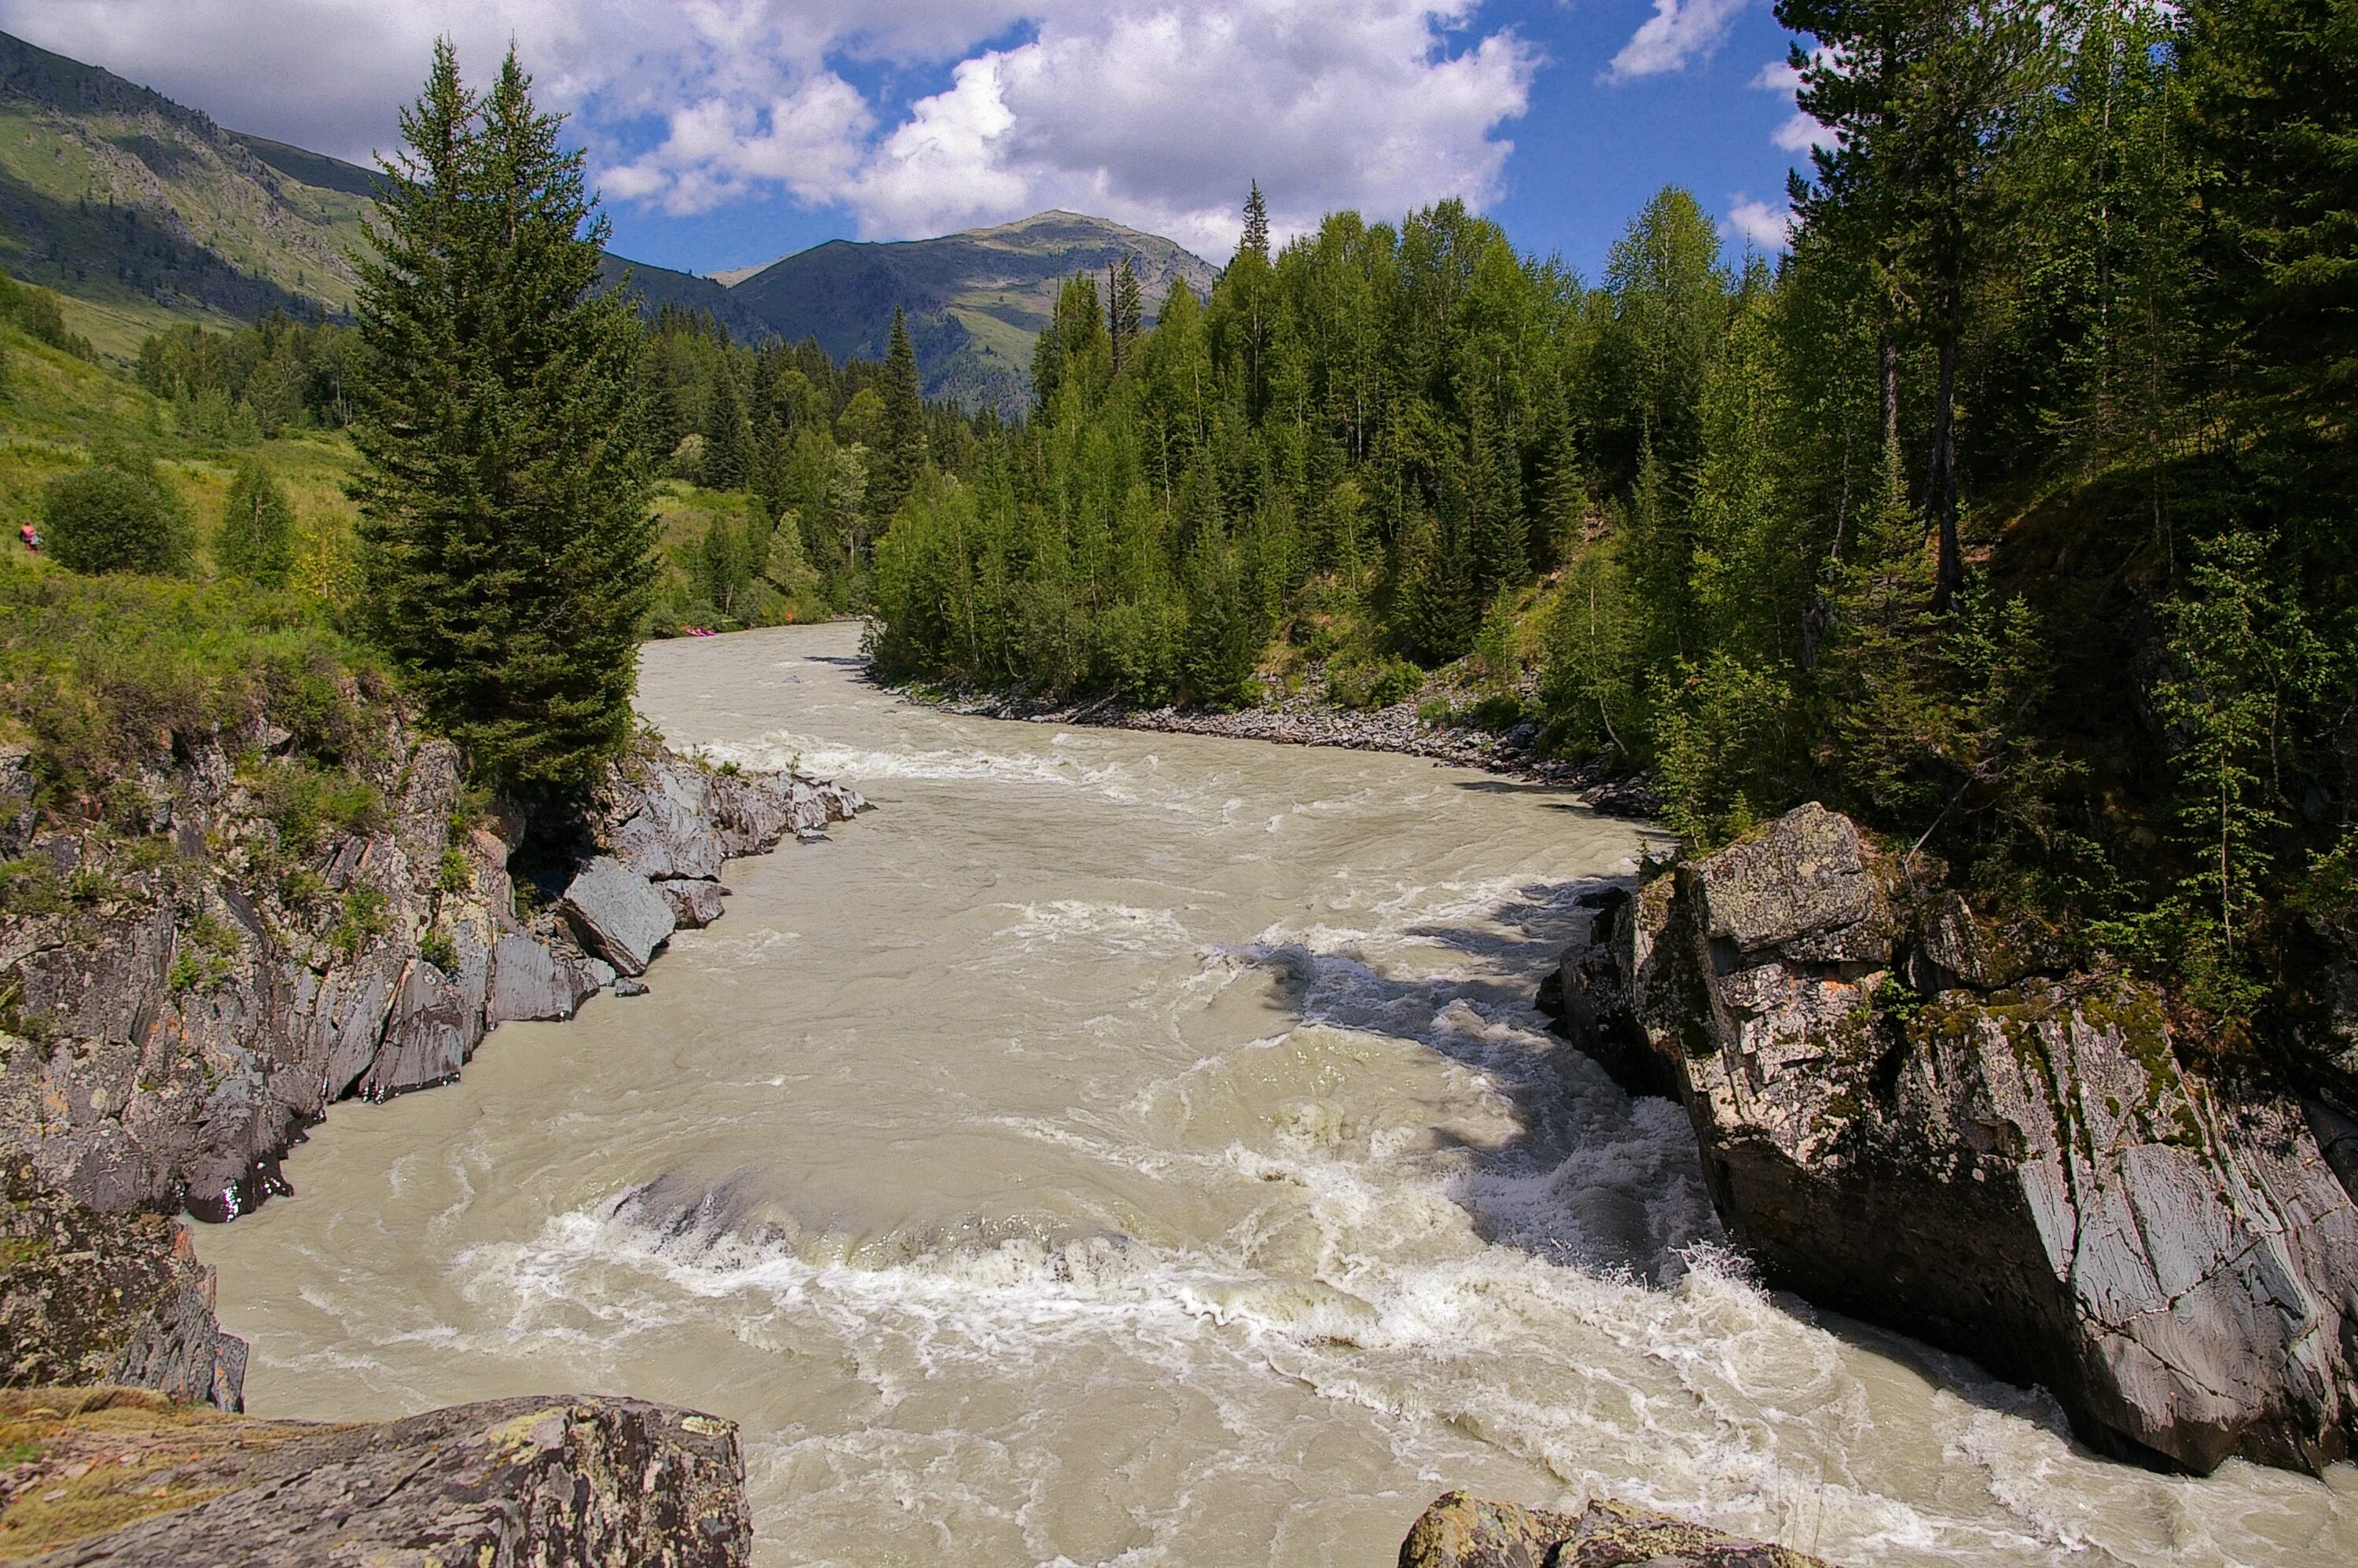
[1110,255,1144,373]
[351,41,656,791]
[1240,181,1272,264]
[703,360,753,490]
[219,455,296,588]
[869,307,926,527]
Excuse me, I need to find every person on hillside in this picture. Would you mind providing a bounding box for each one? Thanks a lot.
[17,523,37,553]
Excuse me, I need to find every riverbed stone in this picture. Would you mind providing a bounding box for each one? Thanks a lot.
[560,856,677,977]
[488,932,598,1023]
[1398,1491,1829,1568]
[660,878,729,929]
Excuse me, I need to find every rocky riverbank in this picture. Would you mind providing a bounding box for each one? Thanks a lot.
[0,1386,749,1565]
[1397,1490,1831,1568]
[1542,802,2358,1474]
[920,685,1666,817]
[0,701,863,1561]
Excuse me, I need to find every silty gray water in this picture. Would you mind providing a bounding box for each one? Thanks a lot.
[202,622,2358,1567]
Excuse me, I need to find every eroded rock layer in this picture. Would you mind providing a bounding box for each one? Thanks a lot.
[0,1389,749,1567]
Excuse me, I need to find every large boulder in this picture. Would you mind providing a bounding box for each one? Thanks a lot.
[0,1391,749,1567]
[1544,802,2358,1474]
[559,856,677,978]
[1398,1491,1829,1568]
[488,932,601,1023]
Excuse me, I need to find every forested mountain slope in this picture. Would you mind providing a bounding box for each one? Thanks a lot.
[715,211,1216,413]
[864,2,2358,1092]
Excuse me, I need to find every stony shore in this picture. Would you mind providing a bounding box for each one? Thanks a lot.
[922,685,1666,817]
[0,707,865,1563]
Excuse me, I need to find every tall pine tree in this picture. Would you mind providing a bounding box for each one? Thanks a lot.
[351,42,656,790]
[869,306,926,527]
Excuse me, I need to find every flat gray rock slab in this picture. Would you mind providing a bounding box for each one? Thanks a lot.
[560,856,676,977]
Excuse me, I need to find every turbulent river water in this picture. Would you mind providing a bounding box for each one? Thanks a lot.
[204,622,2358,1568]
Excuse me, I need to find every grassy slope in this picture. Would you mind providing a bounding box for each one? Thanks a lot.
[0,321,364,592]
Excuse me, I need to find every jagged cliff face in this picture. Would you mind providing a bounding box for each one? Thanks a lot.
[0,725,862,1225]
[1547,802,2358,1475]
[0,701,863,1416]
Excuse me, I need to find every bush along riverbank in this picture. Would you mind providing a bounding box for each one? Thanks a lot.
[1541,802,2358,1475]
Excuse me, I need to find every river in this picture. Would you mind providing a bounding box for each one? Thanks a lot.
[202,622,2358,1567]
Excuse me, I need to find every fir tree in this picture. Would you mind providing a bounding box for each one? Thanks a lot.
[219,455,296,588]
[869,307,926,527]
[351,41,656,791]
[1240,181,1271,265]
[1111,255,1144,373]
[703,360,753,490]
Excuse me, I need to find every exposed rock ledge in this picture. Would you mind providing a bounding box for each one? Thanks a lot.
[0,729,865,1413]
[1398,1490,1831,1567]
[1542,802,2358,1474]
[0,1387,748,1566]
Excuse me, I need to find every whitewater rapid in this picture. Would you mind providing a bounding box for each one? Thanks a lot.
[202,622,2358,1566]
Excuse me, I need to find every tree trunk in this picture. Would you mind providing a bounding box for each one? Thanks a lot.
[1926,277,1964,612]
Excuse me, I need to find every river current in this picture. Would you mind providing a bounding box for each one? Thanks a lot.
[204,622,2358,1567]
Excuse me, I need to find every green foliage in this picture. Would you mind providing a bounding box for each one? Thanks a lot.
[1330,657,1423,712]
[41,450,193,575]
[167,914,240,995]
[417,927,457,973]
[350,42,658,792]
[219,457,297,587]
[253,758,384,856]
[0,270,94,360]
[329,886,388,953]
[435,846,472,894]
[0,554,385,824]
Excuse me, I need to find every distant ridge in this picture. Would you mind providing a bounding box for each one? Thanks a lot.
[714,211,1218,413]
[0,24,1217,404]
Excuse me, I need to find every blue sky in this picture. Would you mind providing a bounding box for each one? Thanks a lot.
[0,2,1824,280]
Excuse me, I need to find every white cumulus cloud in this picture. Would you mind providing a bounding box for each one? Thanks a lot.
[0,1,1540,259]
[1750,55,1835,155]
[1723,195,1790,251]
[1607,0,1746,82]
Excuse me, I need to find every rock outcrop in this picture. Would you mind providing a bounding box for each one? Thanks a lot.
[1398,1491,1830,1568]
[0,729,866,1225]
[0,1388,749,1566]
[1544,802,2358,1474]
[0,1173,246,1412]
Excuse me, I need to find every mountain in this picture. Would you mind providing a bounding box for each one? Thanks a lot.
[0,28,1219,410]
[0,29,372,352]
[714,211,1218,412]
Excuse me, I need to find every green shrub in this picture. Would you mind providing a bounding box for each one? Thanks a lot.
[435,846,472,894]
[218,457,297,587]
[0,558,388,819]
[417,927,457,973]
[329,886,388,953]
[42,457,193,576]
